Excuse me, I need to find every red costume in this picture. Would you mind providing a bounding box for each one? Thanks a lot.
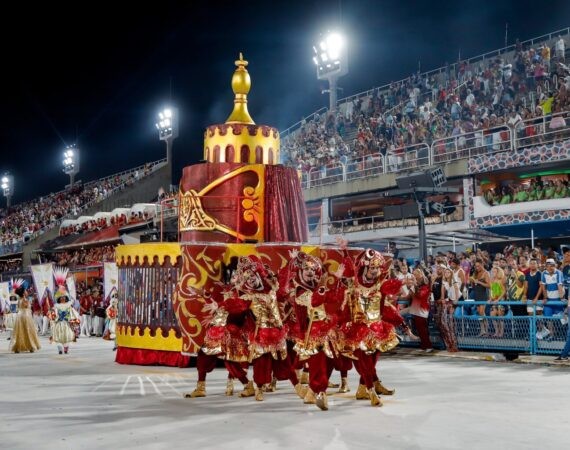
[278,251,342,410]
[185,277,254,398]
[235,256,304,402]
[340,249,409,406]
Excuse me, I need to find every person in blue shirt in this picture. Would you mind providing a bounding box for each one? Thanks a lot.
[539,259,566,340]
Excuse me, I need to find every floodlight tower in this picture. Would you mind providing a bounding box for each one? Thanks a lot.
[62,144,80,188]
[155,107,179,190]
[1,173,14,207]
[312,31,348,111]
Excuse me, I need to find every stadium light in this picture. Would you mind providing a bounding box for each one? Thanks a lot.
[62,144,80,188]
[1,172,14,207]
[313,31,348,111]
[155,107,179,190]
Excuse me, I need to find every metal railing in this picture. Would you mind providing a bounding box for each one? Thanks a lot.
[385,143,431,172]
[299,110,570,190]
[346,154,385,182]
[398,300,569,355]
[280,107,328,141]
[310,206,465,239]
[431,125,512,165]
[514,110,570,149]
[0,242,23,257]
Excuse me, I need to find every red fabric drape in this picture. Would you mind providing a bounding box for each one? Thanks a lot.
[264,165,308,242]
[115,347,190,367]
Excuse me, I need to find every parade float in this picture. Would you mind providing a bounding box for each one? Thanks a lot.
[115,54,355,366]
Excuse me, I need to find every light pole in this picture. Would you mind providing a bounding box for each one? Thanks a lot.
[1,173,14,207]
[155,107,179,191]
[62,145,80,188]
[312,31,348,111]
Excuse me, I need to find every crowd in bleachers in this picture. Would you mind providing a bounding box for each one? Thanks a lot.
[59,210,153,237]
[0,162,158,251]
[483,176,570,205]
[283,35,570,173]
[40,245,116,268]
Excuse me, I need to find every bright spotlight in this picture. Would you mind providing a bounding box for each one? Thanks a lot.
[326,33,343,56]
[1,177,7,183]
[312,30,348,111]
[164,109,172,118]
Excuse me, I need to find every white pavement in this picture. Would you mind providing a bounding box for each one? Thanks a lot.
[1,335,569,450]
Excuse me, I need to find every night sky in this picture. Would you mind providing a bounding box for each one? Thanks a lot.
[1,0,568,204]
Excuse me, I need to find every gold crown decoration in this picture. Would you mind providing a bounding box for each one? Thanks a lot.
[115,243,182,267]
[202,53,280,165]
[116,325,182,352]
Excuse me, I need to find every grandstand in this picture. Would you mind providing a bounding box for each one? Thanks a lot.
[276,27,570,258]
[0,158,170,272]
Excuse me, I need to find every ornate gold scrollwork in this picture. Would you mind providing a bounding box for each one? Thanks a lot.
[179,165,265,241]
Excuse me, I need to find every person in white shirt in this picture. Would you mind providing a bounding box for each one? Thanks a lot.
[555,36,565,60]
[507,110,522,129]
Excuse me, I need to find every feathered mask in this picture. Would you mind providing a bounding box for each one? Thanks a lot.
[53,266,70,301]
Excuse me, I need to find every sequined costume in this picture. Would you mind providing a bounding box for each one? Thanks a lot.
[340,249,408,406]
[185,279,254,399]
[278,251,345,410]
[236,256,304,401]
[51,267,79,354]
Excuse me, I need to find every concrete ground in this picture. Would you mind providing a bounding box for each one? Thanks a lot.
[1,335,569,450]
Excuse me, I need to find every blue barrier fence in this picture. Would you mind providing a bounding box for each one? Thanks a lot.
[398,300,569,355]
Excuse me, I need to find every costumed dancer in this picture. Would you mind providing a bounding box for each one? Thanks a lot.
[10,280,41,353]
[279,251,343,411]
[92,288,106,337]
[31,294,42,333]
[105,294,119,351]
[339,249,413,406]
[79,288,93,337]
[40,293,54,336]
[236,256,305,402]
[51,268,79,354]
[184,272,254,399]
[5,280,21,340]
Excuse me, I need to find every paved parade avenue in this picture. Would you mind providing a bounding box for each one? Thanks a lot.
[1,336,569,450]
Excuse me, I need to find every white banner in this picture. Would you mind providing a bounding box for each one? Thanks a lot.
[104,262,119,301]
[66,275,77,303]
[0,282,10,312]
[30,263,54,301]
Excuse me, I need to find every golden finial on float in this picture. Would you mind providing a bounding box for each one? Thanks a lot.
[226,52,255,125]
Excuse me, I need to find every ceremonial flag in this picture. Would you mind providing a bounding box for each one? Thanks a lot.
[104,262,119,301]
[0,282,10,312]
[30,263,54,301]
